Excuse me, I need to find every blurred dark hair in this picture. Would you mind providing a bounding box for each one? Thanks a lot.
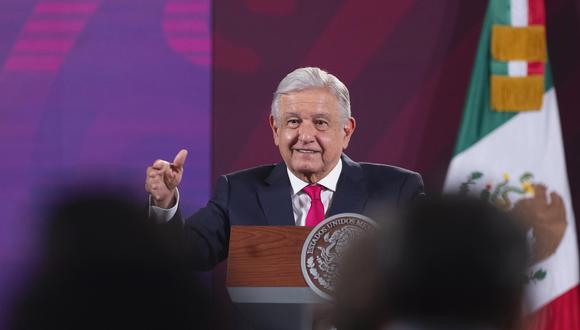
[381,196,528,327]
[11,188,211,330]
[335,195,529,330]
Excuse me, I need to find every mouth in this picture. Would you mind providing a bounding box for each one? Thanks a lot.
[293,148,321,154]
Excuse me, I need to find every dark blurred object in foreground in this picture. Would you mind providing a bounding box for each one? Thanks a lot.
[10,188,211,330]
[335,195,529,330]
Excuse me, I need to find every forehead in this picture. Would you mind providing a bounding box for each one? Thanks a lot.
[279,88,339,116]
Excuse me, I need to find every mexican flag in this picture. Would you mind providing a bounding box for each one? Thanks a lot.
[443,0,580,328]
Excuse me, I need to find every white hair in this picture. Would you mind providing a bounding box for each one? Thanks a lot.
[271,67,351,124]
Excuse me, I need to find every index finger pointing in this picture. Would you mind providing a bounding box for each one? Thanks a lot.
[173,149,188,168]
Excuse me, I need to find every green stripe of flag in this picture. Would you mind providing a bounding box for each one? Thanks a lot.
[545,61,553,90]
[491,60,509,75]
[492,0,511,25]
[452,2,516,156]
[452,1,554,156]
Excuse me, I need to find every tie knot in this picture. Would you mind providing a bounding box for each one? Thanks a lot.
[303,184,323,200]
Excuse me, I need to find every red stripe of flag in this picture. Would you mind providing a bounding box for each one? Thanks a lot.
[527,0,545,75]
[528,0,545,25]
[526,285,580,330]
[528,62,545,75]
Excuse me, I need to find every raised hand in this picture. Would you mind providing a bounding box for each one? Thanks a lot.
[145,149,188,208]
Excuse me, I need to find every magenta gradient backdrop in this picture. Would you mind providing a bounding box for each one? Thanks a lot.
[213,0,580,200]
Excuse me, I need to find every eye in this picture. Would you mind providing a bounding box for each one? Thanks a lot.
[314,119,329,130]
[286,118,300,128]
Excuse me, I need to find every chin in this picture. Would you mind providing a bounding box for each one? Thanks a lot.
[292,164,323,176]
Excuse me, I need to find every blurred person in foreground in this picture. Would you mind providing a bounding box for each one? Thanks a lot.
[144,67,424,270]
[10,188,212,330]
[334,196,529,330]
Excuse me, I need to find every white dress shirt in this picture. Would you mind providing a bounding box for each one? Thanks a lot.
[287,159,342,226]
[149,159,343,226]
[149,189,180,223]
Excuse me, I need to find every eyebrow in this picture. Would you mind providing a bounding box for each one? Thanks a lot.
[282,112,331,118]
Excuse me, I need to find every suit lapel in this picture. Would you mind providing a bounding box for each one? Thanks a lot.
[257,162,295,226]
[327,154,368,216]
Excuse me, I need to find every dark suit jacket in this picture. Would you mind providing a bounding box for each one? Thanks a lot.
[169,154,424,270]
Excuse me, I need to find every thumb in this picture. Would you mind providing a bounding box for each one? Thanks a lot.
[173,149,188,168]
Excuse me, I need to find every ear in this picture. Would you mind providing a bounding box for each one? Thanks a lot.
[269,114,280,146]
[342,117,356,149]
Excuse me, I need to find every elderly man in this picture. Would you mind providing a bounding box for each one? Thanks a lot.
[145,67,424,269]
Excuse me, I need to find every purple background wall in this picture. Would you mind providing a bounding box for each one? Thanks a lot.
[0,0,210,327]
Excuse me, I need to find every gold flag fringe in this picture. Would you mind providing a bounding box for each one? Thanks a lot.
[491,75,544,111]
[492,25,547,62]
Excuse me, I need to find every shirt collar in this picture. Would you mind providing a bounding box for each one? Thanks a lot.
[287,158,343,195]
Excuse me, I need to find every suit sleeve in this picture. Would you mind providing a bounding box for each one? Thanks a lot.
[397,172,425,207]
[164,175,231,270]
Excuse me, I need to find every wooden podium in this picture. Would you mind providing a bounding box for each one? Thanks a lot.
[227,226,327,330]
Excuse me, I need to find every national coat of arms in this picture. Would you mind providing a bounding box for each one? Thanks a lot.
[459,171,568,283]
[301,213,376,300]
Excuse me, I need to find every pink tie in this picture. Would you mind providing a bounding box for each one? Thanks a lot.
[303,184,325,227]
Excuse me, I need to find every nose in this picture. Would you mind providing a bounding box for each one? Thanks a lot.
[298,121,316,144]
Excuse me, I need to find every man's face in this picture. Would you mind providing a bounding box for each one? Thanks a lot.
[269,87,356,183]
